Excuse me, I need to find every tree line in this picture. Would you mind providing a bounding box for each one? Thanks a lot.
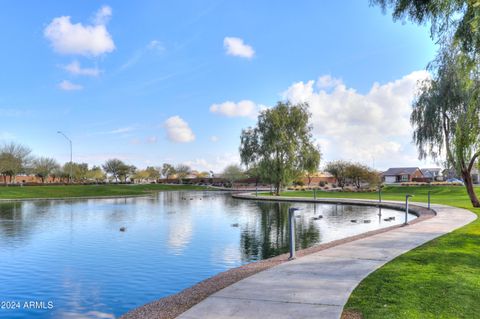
[0,143,212,184]
[0,137,379,190]
[324,161,380,189]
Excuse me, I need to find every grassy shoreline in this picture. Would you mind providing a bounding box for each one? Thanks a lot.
[0,184,207,199]
[272,186,480,318]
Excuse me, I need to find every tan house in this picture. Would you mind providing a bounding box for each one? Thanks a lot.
[0,175,60,184]
[302,172,337,185]
[382,167,423,183]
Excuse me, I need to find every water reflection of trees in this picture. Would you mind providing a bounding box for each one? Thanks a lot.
[240,202,320,262]
[0,201,42,243]
[0,200,68,243]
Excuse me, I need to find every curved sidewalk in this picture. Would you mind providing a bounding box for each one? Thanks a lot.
[177,200,476,319]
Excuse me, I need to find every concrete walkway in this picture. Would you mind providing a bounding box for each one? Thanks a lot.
[177,201,476,319]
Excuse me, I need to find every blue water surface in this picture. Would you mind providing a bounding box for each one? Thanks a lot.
[0,191,415,318]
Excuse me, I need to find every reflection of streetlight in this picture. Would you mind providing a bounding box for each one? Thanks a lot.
[57,131,73,184]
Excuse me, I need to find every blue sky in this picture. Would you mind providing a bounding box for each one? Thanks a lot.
[0,1,437,171]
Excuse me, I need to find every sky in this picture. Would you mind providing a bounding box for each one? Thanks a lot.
[0,1,438,172]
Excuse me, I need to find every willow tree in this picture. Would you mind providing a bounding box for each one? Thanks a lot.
[412,44,480,207]
[302,144,321,186]
[239,101,320,195]
[371,0,480,54]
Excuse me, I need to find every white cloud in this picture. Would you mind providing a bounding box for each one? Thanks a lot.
[223,37,255,59]
[58,80,83,91]
[164,116,195,143]
[210,100,262,118]
[210,135,219,142]
[73,152,137,166]
[63,61,101,76]
[130,138,141,145]
[184,153,240,173]
[317,75,343,90]
[120,40,166,71]
[89,126,136,136]
[282,70,431,169]
[44,6,115,56]
[129,136,158,145]
[147,40,165,52]
[108,126,134,134]
[146,136,158,144]
[94,5,112,25]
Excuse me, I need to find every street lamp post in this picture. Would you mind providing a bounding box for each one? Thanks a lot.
[405,194,413,225]
[288,207,300,260]
[57,131,73,184]
[428,182,432,210]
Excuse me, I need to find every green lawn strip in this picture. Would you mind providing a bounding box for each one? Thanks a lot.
[0,184,206,199]
[268,186,480,318]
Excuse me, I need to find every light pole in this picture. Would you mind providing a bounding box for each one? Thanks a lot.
[57,131,73,184]
[288,207,300,260]
[428,182,432,210]
[405,194,413,225]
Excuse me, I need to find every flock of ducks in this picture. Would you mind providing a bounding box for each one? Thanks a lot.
[349,216,395,224]
[181,197,202,200]
[119,195,207,232]
[350,219,371,223]
[117,195,398,232]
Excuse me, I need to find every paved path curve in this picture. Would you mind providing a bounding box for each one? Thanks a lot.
[177,199,476,319]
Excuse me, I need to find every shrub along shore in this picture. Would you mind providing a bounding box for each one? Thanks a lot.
[271,185,480,318]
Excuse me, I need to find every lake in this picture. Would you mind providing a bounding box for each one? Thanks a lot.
[0,191,416,319]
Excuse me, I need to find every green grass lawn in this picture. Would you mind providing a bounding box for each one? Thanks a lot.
[0,183,207,199]
[276,186,480,319]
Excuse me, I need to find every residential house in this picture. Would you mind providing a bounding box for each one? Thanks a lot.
[382,167,423,183]
[472,167,479,184]
[302,172,337,186]
[443,167,479,184]
[420,168,442,182]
